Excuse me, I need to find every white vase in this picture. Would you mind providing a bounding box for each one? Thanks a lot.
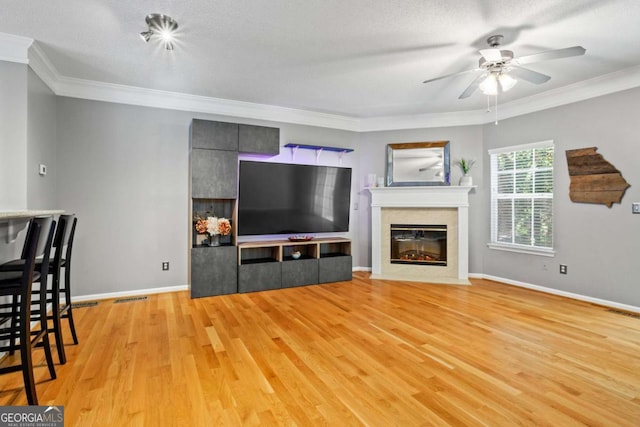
[459,175,473,186]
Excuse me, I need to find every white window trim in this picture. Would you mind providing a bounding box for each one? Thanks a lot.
[487,242,556,257]
[488,140,554,156]
[488,140,555,255]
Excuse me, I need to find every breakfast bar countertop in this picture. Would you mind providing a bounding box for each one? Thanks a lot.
[0,210,65,220]
[0,210,65,243]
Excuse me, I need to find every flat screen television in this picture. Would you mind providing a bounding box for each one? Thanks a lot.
[238,161,352,236]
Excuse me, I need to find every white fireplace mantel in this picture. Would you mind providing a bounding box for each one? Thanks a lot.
[368,186,474,285]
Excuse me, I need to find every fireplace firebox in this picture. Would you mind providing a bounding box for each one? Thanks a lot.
[390,224,447,266]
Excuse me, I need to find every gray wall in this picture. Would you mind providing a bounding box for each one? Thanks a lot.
[55,97,358,297]
[356,126,485,271]
[4,60,638,306]
[56,98,191,296]
[481,87,640,306]
[27,68,57,209]
[0,61,27,210]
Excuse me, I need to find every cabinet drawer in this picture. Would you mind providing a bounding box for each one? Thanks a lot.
[318,256,352,283]
[281,258,318,288]
[238,262,281,293]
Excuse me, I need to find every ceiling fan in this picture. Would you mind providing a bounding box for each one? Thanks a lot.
[423,35,586,99]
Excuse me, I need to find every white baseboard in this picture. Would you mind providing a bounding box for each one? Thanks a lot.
[353,266,372,272]
[72,285,189,303]
[472,273,640,314]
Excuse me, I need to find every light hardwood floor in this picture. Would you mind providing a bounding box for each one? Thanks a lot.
[1,272,639,426]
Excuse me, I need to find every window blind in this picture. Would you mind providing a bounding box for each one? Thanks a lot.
[489,141,554,252]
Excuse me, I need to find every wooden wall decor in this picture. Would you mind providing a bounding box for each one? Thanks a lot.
[566,147,630,208]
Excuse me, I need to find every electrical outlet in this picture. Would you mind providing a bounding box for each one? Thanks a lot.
[39,164,47,176]
[632,202,640,214]
[162,262,169,271]
[559,264,567,275]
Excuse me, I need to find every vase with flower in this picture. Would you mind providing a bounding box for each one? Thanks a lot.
[455,158,475,186]
[195,216,232,246]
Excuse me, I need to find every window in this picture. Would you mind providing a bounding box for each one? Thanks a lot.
[488,141,554,256]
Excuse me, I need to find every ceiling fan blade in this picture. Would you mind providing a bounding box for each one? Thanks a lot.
[514,46,586,65]
[459,72,488,99]
[423,68,479,84]
[509,66,551,84]
[479,48,503,62]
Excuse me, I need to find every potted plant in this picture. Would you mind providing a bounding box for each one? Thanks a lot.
[455,158,475,186]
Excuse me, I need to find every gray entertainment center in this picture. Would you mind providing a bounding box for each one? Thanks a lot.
[189,119,353,298]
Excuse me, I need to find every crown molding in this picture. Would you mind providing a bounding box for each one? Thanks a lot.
[28,41,60,91]
[16,34,640,132]
[55,76,362,131]
[0,32,33,64]
[358,109,487,132]
[493,65,640,122]
[26,44,360,131]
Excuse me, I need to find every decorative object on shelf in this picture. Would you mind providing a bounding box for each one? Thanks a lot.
[291,251,302,259]
[195,215,232,246]
[566,147,630,208]
[386,141,450,186]
[455,158,476,186]
[288,235,313,242]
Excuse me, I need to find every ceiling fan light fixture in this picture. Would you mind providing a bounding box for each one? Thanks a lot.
[498,73,517,92]
[479,73,499,96]
[423,33,585,102]
[479,71,518,96]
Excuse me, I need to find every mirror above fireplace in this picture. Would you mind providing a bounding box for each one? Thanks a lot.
[386,141,450,187]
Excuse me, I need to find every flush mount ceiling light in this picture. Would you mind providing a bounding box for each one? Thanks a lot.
[140,13,178,50]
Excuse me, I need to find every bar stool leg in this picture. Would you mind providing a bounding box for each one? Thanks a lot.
[64,266,79,345]
[19,298,38,405]
[67,310,78,345]
[51,272,66,364]
[42,333,57,379]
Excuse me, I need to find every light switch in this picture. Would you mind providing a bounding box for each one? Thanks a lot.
[632,202,640,214]
[39,164,47,176]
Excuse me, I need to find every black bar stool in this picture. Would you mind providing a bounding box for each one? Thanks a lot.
[0,217,57,405]
[1,215,79,365]
[57,216,79,349]
[44,214,78,363]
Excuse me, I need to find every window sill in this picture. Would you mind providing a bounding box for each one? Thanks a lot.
[487,243,555,257]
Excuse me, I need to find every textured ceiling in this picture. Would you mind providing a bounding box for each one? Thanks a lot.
[1,0,639,118]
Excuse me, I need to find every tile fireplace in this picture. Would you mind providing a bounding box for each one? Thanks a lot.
[368,186,473,285]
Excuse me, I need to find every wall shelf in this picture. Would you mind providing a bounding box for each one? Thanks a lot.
[284,143,354,163]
